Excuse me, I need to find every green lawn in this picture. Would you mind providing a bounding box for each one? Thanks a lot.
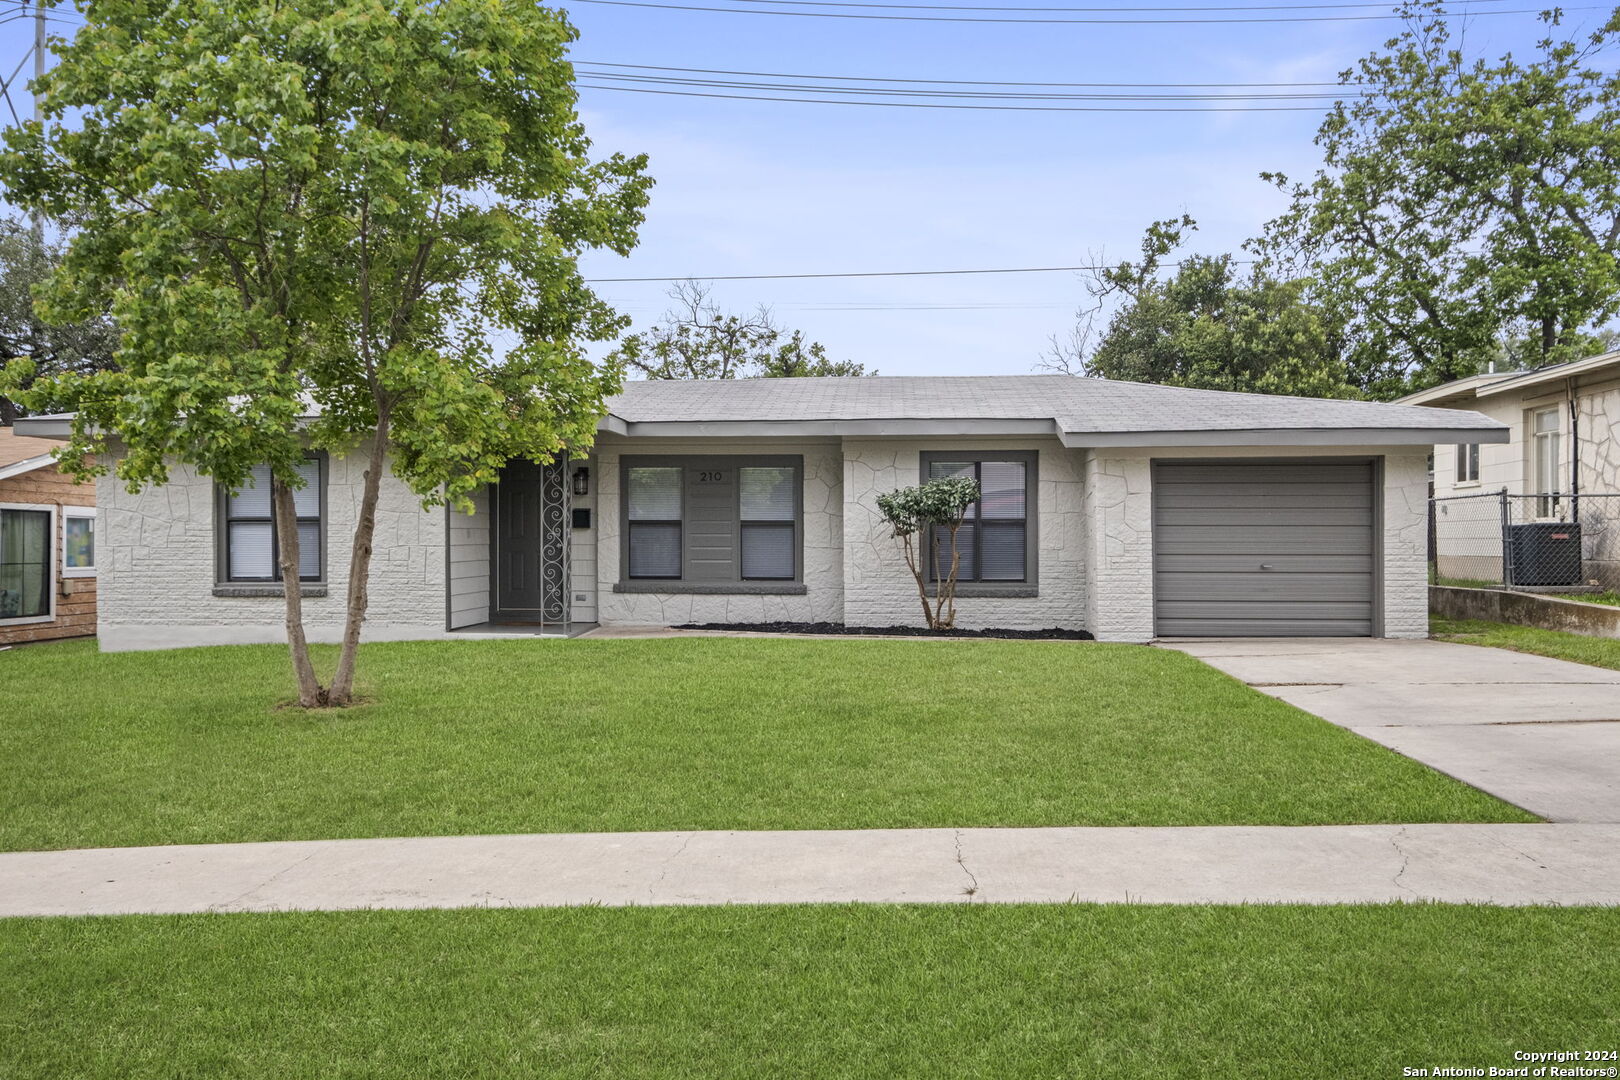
[1432,614,1620,671]
[3,903,1616,1079]
[1,636,1529,852]
[1553,590,1620,607]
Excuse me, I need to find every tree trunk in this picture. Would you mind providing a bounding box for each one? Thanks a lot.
[327,418,388,706]
[900,532,934,628]
[0,396,16,425]
[272,476,325,708]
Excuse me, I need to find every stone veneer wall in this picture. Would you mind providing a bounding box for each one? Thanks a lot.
[840,437,1088,631]
[97,441,446,651]
[592,437,844,625]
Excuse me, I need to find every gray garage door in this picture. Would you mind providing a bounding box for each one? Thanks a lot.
[1152,460,1376,637]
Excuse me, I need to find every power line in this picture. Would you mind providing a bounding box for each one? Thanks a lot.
[692,0,1513,10]
[575,60,1359,88]
[579,70,1359,99]
[585,260,1259,282]
[566,0,1586,24]
[578,82,1338,109]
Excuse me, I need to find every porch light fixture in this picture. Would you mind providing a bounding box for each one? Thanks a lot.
[572,467,590,496]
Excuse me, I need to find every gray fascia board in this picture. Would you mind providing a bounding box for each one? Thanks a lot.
[11,414,74,438]
[1057,426,1511,448]
[599,417,1062,439]
[0,454,57,481]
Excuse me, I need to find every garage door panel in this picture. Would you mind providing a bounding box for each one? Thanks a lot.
[1161,617,1375,637]
[1155,553,1375,574]
[1155,506,1373,528]
[1152,460,1375,638]
[1154,572,1372,601]
[1154,486,1374,510]
[1154,526,1373,556]
[1153,463,1372,486]
[1157,600,1373,620]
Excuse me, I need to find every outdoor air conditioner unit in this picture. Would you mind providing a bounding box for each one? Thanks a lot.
[1505,521,1583,587]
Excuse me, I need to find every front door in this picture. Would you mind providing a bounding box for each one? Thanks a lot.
[492,459,570,624]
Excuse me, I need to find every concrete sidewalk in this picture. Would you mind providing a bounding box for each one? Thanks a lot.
[2,824,1617,916]
[1163,638,1620,823]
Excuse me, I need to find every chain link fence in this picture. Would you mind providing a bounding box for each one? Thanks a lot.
[1430,492,1620,599]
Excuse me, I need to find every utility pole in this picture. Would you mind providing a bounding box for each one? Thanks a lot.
[29,0,45,244]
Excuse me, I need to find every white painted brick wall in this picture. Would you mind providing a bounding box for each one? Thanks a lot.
[1381,450,1432,639]
[841,437,1088,631]
[1081,450,1154,643]
[98,442,446,650]
[592,436,844,625]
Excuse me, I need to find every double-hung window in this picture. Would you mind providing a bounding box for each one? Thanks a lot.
[1454,443,1479,484]
[1531,407,1562,518]
[219,458,325,582]
[0,504,53,622]
[622,456,802,586]
[921,451,1036,585]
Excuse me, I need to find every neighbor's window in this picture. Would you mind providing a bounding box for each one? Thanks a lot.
[220,459,324,582]
[0,504,52,621]
[922,453,1035,583]
[1532,407,1561,517]
[622,457,802,584]
[1454,443,1479,484]
[62,506,96,577]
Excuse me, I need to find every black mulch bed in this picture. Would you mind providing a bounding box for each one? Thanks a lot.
[673,621,1093,641]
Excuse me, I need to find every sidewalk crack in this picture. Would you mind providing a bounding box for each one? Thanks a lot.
[648,833,694,901]
[1389,826,1417,899]
[954,830,980,901]
[210,848,322,912]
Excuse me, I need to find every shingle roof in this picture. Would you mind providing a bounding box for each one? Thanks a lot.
[605,375,1503,435]
[0,426,66,469]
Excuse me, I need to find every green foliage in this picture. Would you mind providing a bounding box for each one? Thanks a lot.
[610,280,872,380]
[0,218,118,422]
[0,0,649,506]
[1073,217,1358,399]
[876,476,981,538]
[877,475,980,629]
[1252,1,1620,394]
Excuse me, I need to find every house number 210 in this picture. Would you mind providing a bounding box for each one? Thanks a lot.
[698,470,726,482]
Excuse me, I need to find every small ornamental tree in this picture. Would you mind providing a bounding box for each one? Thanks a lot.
[876,476,980,630]
[0,0,650,707]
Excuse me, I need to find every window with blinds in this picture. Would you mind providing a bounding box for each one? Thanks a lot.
[220,458,324,582]
[923,454,1033,583]
[621,457,802,585]
[740,466,796,580]
[627,466,683,578]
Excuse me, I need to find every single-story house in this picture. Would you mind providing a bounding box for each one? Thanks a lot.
[0,426,97,645]
[13,375,1505,650]
[1397,350,1620,586]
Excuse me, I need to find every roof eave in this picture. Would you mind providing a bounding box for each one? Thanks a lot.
[1475,352,1620,398]
[10,414,74,439]
[1057,426,1511,449]
[0,453,60,481]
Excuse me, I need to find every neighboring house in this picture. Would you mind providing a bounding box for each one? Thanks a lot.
[0,427,97,645]
[13,375,1504,650]
[1398,350,1620,585]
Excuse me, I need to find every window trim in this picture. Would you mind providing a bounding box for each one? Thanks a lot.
[1454,442,1480,485]
[214,454,329,586]
[1530,407,1562,518]
[619,454,804,589]
[623,464,684,581]
[918,450,1039,597]
[0,501,57,625]
[61,505,96,578]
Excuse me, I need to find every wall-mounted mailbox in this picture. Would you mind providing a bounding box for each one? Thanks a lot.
[572,507,591,530]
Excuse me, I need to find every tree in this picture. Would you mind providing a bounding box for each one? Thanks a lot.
[1252,1,1620,396]
[0,0,650,706]
[610,280,873,379]
[876,475,980,630]
[1044,217,1358,399]
[0,218,117,423]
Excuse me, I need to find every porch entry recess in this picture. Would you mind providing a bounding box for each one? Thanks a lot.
[491,459,571,628]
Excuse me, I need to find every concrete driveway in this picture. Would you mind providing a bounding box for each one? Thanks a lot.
[1161,638,1620,824]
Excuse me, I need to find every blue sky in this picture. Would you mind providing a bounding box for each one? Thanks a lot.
[0,2,1602,375]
